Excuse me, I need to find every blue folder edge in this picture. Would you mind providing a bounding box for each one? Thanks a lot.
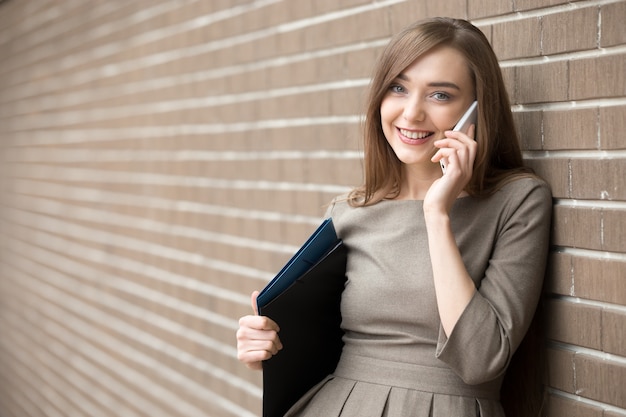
[257,218,338,311]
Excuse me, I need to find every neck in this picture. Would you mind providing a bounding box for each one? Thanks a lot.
[395,164,442,200]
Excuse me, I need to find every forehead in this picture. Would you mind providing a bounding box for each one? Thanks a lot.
[399,46,473,87]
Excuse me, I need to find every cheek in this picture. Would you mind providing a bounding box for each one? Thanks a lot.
[431,109,457,132]
[379,99,398,129]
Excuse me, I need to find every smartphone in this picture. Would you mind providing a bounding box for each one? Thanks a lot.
[440,100,478,174]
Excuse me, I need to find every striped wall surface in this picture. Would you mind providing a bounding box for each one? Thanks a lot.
[0,0,624,416]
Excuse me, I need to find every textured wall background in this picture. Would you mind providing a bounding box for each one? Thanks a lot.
[0,1,624,416]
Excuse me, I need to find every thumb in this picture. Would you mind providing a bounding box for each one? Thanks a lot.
[250,290,260,315]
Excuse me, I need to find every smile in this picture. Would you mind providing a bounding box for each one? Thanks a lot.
[397,127,434,145]
[399,128,432,139]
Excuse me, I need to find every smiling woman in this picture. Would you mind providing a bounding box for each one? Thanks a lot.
[379,45,476,194]
[354,18,533,206]
[236,17,552,417]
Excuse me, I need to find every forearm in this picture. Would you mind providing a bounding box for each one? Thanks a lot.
[425,211,476,336]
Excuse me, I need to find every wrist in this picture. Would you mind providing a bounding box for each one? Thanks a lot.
[423,208,451,230]
[423,200,449,219]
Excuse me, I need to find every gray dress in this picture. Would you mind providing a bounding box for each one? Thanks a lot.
[285,177,552,417]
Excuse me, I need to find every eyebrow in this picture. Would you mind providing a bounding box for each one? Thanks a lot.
[396,73,461,90]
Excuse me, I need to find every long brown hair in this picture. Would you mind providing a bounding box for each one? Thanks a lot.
[350,17,533,206]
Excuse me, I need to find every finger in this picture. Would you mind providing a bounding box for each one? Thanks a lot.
[238,336,283,356]
[237,317,283,352]
[436,137,477,163]
[467,123,476,140]
[238,348,274,368]
[237,324,281,343]
[435,138,466,152]
[443,128,474,143]
[250,290,260,315]
[431,141,460,159]
[237,327,283,356]
[432,147,473,178]
[431,148,448,164]
[239,315,280,332]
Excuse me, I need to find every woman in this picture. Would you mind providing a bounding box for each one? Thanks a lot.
[237,17,552,416]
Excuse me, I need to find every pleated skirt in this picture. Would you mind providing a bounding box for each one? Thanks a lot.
[284,353,505,417]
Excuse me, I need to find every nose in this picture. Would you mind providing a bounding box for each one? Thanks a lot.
[402,97,425,122]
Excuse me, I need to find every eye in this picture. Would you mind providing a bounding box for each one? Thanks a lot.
[388,83,406,94]
[432,92,450,101]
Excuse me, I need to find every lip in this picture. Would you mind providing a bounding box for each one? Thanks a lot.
[396,127,434,145]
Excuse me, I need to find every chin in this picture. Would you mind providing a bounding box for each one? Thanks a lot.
[395,155,429,167]
[392,148,433,167]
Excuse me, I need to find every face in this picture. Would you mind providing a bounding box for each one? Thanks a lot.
[380,46,475,172]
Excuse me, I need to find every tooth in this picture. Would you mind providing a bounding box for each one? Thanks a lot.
[401,129,425,139]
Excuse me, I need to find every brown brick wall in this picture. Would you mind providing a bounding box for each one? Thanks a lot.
[0,1,624,416]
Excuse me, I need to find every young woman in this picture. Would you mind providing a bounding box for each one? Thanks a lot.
[237,17,552,416]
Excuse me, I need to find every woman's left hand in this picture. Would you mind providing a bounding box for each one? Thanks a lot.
[426,124,477,214]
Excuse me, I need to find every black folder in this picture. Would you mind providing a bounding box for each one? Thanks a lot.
[257,218,348,417]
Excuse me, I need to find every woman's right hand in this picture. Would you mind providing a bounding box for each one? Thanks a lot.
[236,291,283,370]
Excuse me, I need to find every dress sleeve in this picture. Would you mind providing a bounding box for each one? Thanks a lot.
[435,179,552,385]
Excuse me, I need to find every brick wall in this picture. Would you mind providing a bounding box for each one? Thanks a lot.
[0,1,624,416]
